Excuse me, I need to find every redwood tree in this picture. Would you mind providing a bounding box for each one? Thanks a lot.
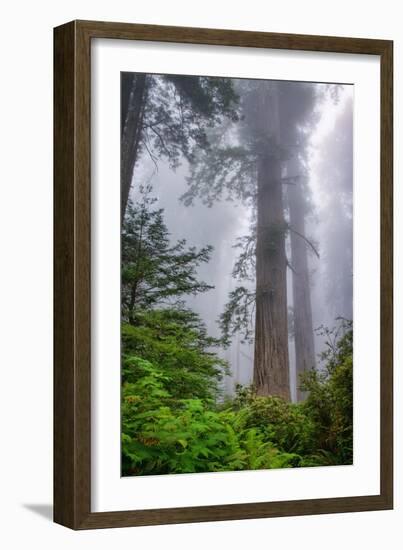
[184,79,291,399]
[252,83,290,399]
[287,167,316,400]
[277,83,318,400]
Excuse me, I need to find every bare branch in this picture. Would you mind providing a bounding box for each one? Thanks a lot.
[289,226,320,258]
[142,133,159,173]
[286,258,297,274]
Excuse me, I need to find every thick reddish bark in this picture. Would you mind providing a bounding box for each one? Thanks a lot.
[253,84,290,400]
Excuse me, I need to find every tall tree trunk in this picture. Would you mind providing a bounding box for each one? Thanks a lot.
[121,73,148,223]
[288,169,316,401]
[253,83,290,400]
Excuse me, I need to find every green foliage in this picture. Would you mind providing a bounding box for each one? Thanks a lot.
[122,73,240,172]
[122,319,354,475]
[122,361,298,476]
[232,389,315,456]
[219,286,256,345]
[122,308,226,402]
[120,75,354,476]
[122,189,213,323]
[219,234,257,344]
[299,320,353,465]
[219,221,319,346]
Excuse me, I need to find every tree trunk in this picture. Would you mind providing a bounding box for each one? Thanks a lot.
[253,83,290,400]
[121,73,148,223]
[288,171,316,401]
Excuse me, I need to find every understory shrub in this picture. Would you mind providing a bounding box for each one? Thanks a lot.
[122,357,297,475]
[122,319,353,475]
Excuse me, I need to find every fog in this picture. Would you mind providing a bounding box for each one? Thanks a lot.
[128,78,353,402]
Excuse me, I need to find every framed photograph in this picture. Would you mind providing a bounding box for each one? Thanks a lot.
[54,20,393,529]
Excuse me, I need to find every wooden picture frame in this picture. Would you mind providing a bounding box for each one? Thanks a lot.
[54,19,393,529]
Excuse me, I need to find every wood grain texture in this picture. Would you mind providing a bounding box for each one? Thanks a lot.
[54,20,393,530]
[54,21,76,528]
[54,21,91,529]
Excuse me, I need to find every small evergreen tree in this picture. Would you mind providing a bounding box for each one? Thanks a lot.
[121,185,227,403]
[122,308,227,402]
[122,187,213,324]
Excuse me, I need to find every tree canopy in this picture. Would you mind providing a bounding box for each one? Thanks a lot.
[121,73,240,218]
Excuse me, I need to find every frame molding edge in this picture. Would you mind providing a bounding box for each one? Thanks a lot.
[54,20,393,530]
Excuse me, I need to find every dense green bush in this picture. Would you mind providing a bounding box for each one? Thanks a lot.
[231,389,315,456]
[122,309,227,402]
[299,320,353,465]
[122,318,353,475]
[122,357,297,475]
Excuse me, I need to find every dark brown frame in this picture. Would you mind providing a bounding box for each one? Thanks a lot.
[54,19,393,530]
